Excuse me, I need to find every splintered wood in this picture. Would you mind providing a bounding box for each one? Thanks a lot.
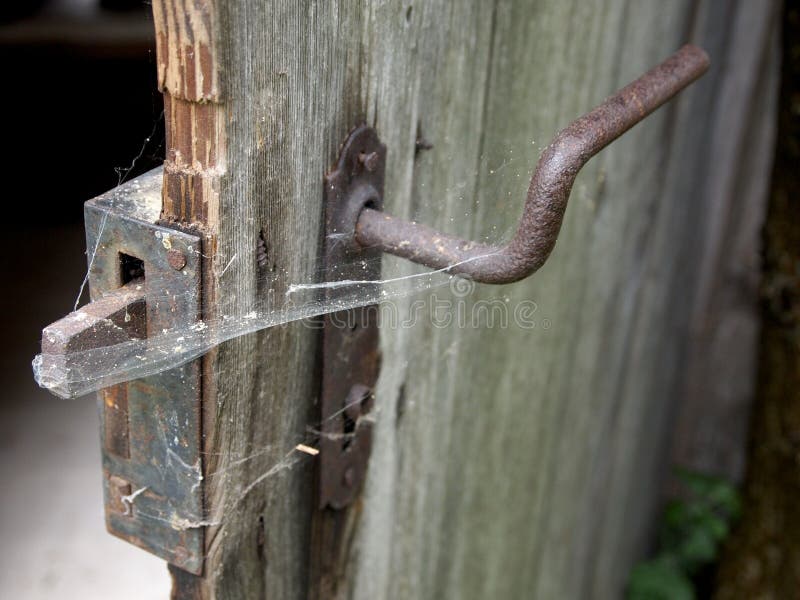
[295,444,320,457]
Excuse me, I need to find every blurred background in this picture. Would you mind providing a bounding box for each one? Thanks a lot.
[0,0,168,597]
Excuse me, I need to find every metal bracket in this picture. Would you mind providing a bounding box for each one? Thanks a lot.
[40,169,205,573]
[319,125,385,509]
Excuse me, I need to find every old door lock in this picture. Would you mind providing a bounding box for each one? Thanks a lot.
[35,44,709,564]
[38,169,205,574]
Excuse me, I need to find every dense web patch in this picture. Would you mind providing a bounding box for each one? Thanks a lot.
[31,128,535,399]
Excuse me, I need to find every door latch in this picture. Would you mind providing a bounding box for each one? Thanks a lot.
[317,44,708,507]
[347,45,709,283]
[35,45,710,547]
[38,169,205,574]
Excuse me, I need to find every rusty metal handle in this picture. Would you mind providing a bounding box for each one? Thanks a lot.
[354,44,710,284]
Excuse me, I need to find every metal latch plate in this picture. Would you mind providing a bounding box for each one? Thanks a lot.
[85,170,204,574]
[319,125,385,508]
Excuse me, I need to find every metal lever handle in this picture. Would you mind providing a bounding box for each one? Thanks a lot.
[354,44,710,284]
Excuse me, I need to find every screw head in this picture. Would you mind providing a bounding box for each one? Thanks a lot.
[173,545,190,564]
[343,466,356,488]
[358,151,379,172]
[167,249,187,271]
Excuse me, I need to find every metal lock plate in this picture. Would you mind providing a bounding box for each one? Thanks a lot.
[76,169,204,573]
[319,125,384,509]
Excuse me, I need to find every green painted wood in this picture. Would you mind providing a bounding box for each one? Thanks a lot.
[194,1,775,598]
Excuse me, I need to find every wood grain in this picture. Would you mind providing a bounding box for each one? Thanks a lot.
[152,0,221,102]
[150,1,777,598]
[161,94,225,225]
[670,0,780,484]
[197,3,366,599]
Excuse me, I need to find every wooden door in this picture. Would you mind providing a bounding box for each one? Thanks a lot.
[149,1,778,598]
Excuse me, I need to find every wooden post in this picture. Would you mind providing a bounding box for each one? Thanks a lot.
[148,1,777,598]
[152,1,363,597]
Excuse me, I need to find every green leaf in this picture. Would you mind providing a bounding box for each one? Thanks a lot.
[707,485,742,519]
[697,513,729,542]
[663,501,691,529]
[629,468,742,598]
[674,468,718,497]
[676,528,718,572]
[627,559,695,600]
[661,502,704,553]
[673,468,742,518]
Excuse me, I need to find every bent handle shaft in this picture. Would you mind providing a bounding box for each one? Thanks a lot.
[355,44,710,284]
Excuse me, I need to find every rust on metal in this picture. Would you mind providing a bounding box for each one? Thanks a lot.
[107,475,133,515]
[167,248,188,270]
[319,125,385,509]
[41,282,146,460]
[103,384,132,459]
[354,44,710,284]
[357,151,380,172]
[38,170,205,575]
[41,283,147,358]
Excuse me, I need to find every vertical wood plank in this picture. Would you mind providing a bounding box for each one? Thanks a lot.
[671,0,780,484]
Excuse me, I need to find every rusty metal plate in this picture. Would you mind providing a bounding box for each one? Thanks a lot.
[319,125,385,509]
[83,171,205,574]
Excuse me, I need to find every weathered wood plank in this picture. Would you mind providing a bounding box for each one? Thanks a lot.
[671,0,780,484]
[189,3,368,599]
[151,1,777,598]
[352,2,694,598]
[152,0,221,102]
[349,2,775,599]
